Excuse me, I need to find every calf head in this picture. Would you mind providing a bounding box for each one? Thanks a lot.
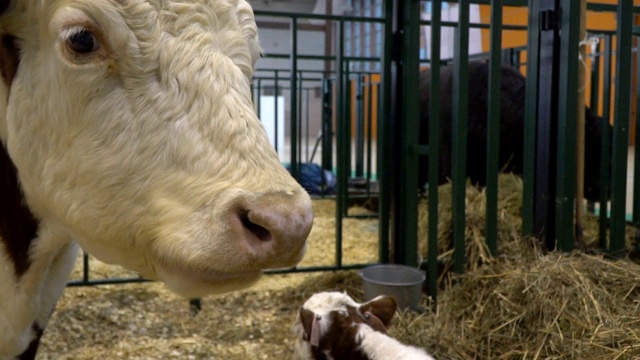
[296,292,397,358]
[0,0,313,297]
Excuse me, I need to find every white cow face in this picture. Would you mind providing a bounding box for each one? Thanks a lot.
[0,0,313,297]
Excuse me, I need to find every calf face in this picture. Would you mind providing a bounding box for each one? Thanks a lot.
[0,0,313,297]
[295,292,397,359]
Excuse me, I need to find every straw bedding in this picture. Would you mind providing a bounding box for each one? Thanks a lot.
[39,176,640,359]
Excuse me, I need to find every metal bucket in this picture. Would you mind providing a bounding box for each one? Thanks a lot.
[360,264,426,311]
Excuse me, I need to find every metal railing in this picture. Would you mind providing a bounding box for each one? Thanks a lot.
[66,2,640,309]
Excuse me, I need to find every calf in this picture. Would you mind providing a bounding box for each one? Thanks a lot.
[293,292,436,360]
[418,61,610,201]
[0,1,313,358]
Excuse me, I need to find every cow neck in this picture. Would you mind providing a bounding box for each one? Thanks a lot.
[0,140,38,277]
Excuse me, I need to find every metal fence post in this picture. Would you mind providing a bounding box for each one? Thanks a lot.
[609,0,633,254]
[555,0,580,251]
[452,0,470,273]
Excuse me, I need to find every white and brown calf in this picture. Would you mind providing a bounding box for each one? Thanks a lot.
[294,292,436,360]
[0,1,313,358]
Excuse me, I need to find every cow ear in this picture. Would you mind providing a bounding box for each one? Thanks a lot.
[361,296,397,327]
[235,1,262,69]
[299,308,316,339]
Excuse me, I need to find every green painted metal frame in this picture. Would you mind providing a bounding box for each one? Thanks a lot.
[427,0,443,304]
[609,0,633,254]
[395,0,421,267]
[485,0,503,255]
[554,0,580,251]
[377,0,393,265]
[634,37,640,250]
[335,19,346,268]
[599,35,613,249]
[522,0,540,238]
[452,0,470,273]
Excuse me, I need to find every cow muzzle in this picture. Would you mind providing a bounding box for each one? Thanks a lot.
[152,186,313,297]
[228,189,313,269]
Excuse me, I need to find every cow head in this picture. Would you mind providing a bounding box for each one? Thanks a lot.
[0,0,313,297]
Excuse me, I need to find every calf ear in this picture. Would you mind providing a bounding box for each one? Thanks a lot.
[361,296,397,328]
[299,308,316,340]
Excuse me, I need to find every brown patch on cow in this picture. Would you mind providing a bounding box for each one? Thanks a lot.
[0,34,20,89]
[0,142,38,277]
[0,27,35,277]
[302,300,398,360]
[16,322,43,360]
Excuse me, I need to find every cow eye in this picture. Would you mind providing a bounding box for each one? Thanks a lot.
[66,29,99,54]
[363,313,371,320]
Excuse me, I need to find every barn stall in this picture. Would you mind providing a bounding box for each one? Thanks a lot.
[38,0,640,359]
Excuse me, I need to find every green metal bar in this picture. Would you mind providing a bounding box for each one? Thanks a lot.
[521,1,540,237]
[343,62,352,217]
[585,3,640,13]
[253,10,386,23]
[264,263,377,275]
[377,0,394,265]
[634,37,640,250]
[427,0,443,303]
[599,35,613,249]
[255,78,262,123]
[420,20,528,31]
[305,88,310,162]
[274,70,280,154]
[436,0,527,5]
[452,0,470,273]
[67,277,151,286]
[589,42,600,116]
[366,78,374,194]
[610,0,633,254]
[485,0,502,256]
[321,78,333,174]
[261,53,381,63]
[335,20,346,268]
[82,252,90,282]
[397,0,420,267]
[355,74,365,177]
[554,0,580,252]
[298,71,304,166]
[290,19,299,179]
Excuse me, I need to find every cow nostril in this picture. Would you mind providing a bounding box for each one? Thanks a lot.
[240,212,272,242]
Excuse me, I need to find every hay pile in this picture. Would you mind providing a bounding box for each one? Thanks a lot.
[39,178,640,359]
[418,174,528,278]
[419,174,638,280]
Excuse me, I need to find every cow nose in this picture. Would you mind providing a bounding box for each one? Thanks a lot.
[231,189,313,268]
